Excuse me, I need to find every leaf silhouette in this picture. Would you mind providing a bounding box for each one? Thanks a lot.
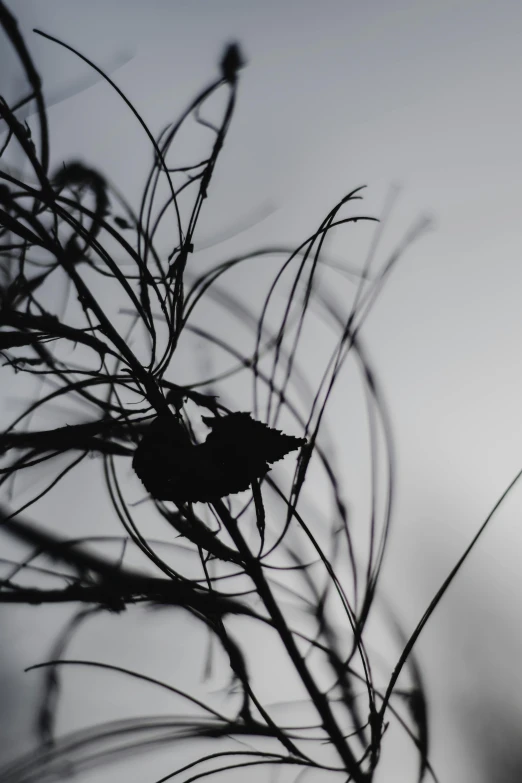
[132,412,305,503]
[202,412,305,465]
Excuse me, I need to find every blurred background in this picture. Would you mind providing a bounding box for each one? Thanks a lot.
[1,1,522,780]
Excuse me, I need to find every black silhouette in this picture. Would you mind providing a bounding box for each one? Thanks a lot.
[132,411,305,503]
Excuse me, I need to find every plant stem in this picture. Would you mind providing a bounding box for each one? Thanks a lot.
[213,500,369,783]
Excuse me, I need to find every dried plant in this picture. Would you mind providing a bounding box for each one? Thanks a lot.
[1,4,515,782]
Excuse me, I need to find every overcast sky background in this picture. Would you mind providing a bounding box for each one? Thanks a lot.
[2,1,522,781]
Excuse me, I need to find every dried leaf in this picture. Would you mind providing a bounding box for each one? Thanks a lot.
[133,412,305,503]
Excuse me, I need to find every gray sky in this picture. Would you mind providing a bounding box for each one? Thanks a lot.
[2,2,522,781]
